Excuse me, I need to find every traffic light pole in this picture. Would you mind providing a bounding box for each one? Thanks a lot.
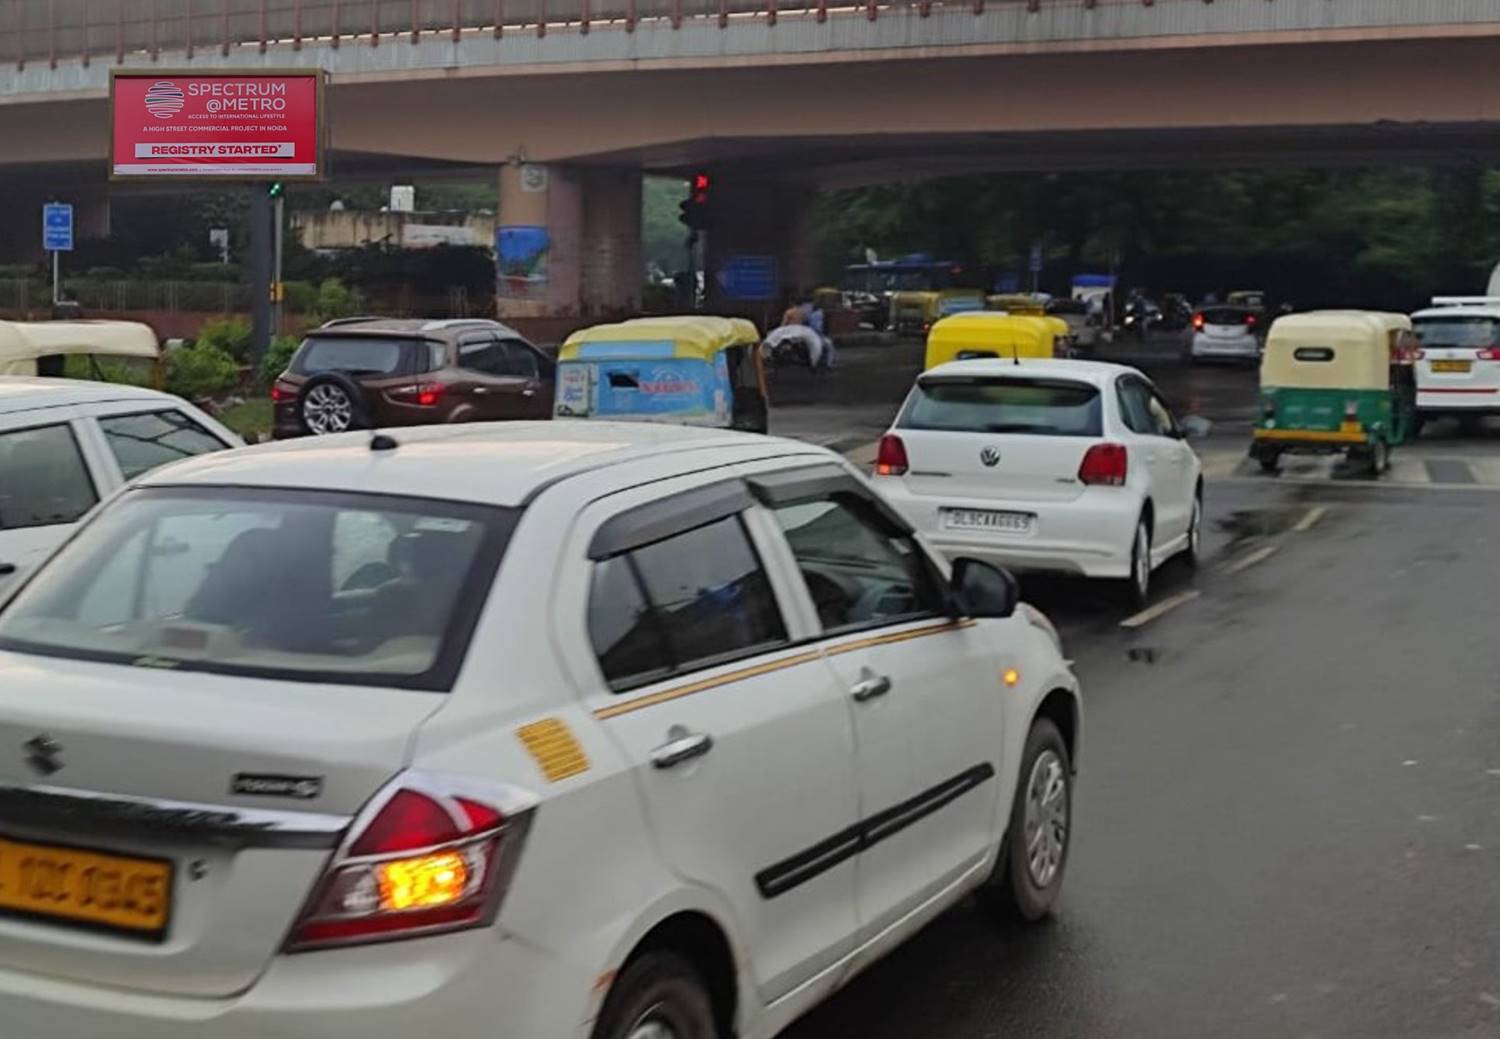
[248,186,273,365]
[272,194,285,335]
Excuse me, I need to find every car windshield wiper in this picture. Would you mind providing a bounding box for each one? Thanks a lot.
[981,423,1057,433]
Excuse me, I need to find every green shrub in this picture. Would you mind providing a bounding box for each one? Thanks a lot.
[194,316,253,363]
[260,334,301,389]
[314,277,360,322]
[283,280,317,314]
[165,342,239,401]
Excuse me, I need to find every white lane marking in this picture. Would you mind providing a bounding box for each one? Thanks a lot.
[1226,544,1280,574]
[1293,506,1327,532]
[1119,589,1201,630]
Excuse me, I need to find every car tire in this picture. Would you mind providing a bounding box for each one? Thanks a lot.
[1183,491,1203,568]
[592,950,719,1039]
[1119,515,1151,607]
[978,718,1072,924]
[1370,438,1389,476]
[298,373,370,436]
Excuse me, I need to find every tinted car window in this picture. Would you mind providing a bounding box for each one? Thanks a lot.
[496,340,540,379]
[1414,317,1500,349]
[901,376,1102,436]
[294,337,409,377]
[772,496,946,633]
[0,423,97,530]
[98,410,228,481]
[588,514,786,689]
[459,338,507,376]
[1117,378,1157,435]
[0,488,517,691]
[1146,393,1177,437]
[1201,307,1251,327]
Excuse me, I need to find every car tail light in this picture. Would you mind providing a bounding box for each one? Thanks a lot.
[1414,349,1426,361]
[1478,348,1500,361]
[284,774,534,952]
[1263,397,1276,417]
[1192,313,1205,331]
[269,384,289,403]
[1078,443,1128,486]
[874,434,909,477]
[390,383,444,407]
[1245,314,1258,328]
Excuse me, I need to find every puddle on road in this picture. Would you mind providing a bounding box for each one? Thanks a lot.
[1215,507,1307,551]
[1126,647,1161,665]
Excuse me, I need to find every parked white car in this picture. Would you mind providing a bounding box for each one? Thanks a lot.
[0,422,1080,1039]
[1188,305,1262,363]
[874,359,1204,604]
[0,378,240,593]
[1411,298,1500,422]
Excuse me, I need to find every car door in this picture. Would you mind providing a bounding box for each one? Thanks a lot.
[749,466,1008,947]
[456,333,542,421]
[497,338,555,419]
[566,476,859,1005]
[1144,384,1197,536]
[0,412,108,584]
[1117,376,1189,547]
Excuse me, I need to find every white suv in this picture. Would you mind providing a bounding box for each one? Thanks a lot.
[0,422,1079,1039]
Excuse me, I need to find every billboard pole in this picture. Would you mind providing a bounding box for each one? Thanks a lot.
[249,187,273,365]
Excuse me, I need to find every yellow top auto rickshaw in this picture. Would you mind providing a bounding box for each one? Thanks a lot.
[555,315,769,432]
[923,312,1062,370]
[0,320,162,386]
[890,288,986,336]
[984,293,1047,316]
[1252,311,1417,475]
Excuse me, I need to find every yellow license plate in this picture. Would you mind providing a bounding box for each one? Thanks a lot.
[0,835,172,938]
[1432,360,1472,373]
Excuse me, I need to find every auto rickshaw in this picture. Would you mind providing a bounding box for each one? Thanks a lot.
[923,312,1062,370]
[0,319,162,386]
[984,292,1047,316]
[891,288,986,335]
[1252,311,1417,475]
[555,315,768,432]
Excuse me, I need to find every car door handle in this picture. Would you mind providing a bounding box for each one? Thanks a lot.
[521,388,536,398]
[0,562,14,576]
[651,726,714,769]
[472,386,491,396]
[850,671,893,703]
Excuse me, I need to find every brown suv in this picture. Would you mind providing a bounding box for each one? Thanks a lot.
[270,318,555,438]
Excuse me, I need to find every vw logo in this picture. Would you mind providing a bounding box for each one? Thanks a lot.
[979,447,1001,467]
[23,734,63,777]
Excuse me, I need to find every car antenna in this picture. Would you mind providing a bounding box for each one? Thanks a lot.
[1012,340,1021,366]
[370,433,399,452]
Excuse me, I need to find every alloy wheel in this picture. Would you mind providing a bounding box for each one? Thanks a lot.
[625,1010,678,1039]
[303,383,353,435]
[1023,749,1069,888]
[1133,523,1151,601]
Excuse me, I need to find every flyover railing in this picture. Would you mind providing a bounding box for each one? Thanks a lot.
[6,0,1186,69]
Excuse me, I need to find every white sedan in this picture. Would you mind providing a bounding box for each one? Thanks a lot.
[874,359,1204,604]
[0,421,1079,1039]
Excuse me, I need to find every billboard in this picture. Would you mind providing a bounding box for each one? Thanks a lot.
[111,70,325,180]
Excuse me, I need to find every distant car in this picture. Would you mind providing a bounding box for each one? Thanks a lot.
[1189,305,1262,363]
[0,377,239,592]
[1411,301,1500,422]
[271,318,555,438]
[0,422,1079,1039]
[873,359,1204,604]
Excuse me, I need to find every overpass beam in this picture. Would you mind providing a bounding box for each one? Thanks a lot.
[496,164,642,320]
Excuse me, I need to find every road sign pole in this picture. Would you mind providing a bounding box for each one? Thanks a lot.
[249,188,273,365]
[272,194,285,335]
[51,250,60,306]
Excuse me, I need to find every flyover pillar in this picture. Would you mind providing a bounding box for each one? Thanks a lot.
[496,164,642,321]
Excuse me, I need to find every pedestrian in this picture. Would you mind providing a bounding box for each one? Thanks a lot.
[805,298,835,372]
[781,294,807,329]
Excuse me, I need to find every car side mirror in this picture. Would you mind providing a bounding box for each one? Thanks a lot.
[950,557,1019,619]
[1180,415,1213,440]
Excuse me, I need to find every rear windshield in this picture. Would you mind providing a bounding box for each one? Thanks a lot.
[900,376,1103,436]
[1414,317,1500,349]
[0,487,516,691]
[293,336,417,377]
[1202,308,1251,326]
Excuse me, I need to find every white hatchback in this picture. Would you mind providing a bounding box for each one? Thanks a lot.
[874,359,1204,604]
[0,378,240,594]
[1189,305,1261,363]
[0,422,1079,1039]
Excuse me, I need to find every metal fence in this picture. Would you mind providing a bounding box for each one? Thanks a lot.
[4,0,1162,67]
[0,277,484,319]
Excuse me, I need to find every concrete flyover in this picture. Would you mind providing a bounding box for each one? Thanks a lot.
[2,0,1499,314]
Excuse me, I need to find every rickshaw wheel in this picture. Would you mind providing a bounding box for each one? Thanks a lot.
[1370,438,1390,476]
[1257,452,1280,474]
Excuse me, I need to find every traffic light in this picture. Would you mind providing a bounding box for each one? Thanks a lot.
[267,181,284,199]
[677,172,712,230]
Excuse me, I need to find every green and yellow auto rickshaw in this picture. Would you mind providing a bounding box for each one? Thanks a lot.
[1252,311,1417,475]
[554,315,769,432]
[890,288,986,335]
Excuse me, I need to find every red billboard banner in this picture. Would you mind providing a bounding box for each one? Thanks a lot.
[111,70,325,180]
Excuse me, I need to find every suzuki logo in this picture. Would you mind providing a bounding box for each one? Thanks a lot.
[23,735,63,777]
[979,446,1001,467]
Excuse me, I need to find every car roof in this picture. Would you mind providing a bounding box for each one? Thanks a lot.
[308,318,526,342]
[920,358,1142,385]
[0,377,183,416]
[138,421,833,507]
[1412,306,1500,319]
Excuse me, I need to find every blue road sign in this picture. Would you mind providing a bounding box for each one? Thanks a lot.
[43,203,74,252]
[717,255,778,301]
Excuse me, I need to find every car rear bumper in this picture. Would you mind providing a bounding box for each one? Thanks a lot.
[0,929,594,1039]
[1417,388,1500,412]
[880,481,1140,579]
[1191,334,1259,359]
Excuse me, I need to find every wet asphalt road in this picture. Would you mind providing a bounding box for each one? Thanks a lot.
[775,336,1500,1038]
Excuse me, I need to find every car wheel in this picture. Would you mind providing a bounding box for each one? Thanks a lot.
[592,950,718,1039]
[298,374,369,436]
[1184,492,1203,568]
[1120,515,1151,606]
[978,718,1071,924]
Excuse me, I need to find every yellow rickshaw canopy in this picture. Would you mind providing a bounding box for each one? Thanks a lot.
[925,312,1055,369]
[559,315,760,362]
[1262,311,1406,389]
[0,320,159,376]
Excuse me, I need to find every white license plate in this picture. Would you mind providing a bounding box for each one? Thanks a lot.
[942,508,1033,533]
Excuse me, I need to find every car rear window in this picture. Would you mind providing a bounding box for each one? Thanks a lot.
[0,487,517,691]
[1414,317,1500,349]
[1202,308,1251,326]
[293,336,415,377]
[900,376,1102,436]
